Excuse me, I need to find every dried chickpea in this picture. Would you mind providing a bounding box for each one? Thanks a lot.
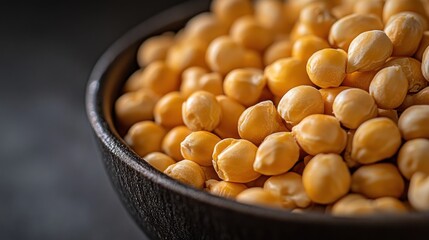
[384,12,424,57]
[343,130,360,168]
[423,46,429,81]
[206,180,247,199]
[382,0,427,24]
[115,89,160,129]
[263,39,293,66]
[331,3,354,19]
[212,138,261,183]
[137,32,174,67]
[341,70,376,92]
[180,67,208,97]
[238,101,286,145]
[236,187,283,208]
[369,66,409,109]
[255,0,291,35]
[164,159,205,189]
[277,86,324,126]
[347,30,393,73]
[377,108,399,123]
[333,88,378,129]
[298,3,336,39]
[166,41,207,73]
[182,91,222,131]
[125,61,179,95]
[292,114,347,155]
[353,0,384,19]
[206,36,246,75]
[290,21,315,42]
[329,13,384,51]
[211,0,253,27]
[254,132,300,175]
[196,72,224,96]
[142,152,176,172]
[162,126,192,161]
[398,105,429,140]
[408,172,429,211]
[331,194,407,216]
[265,58,313,97]
[384,57,428,93]
[214,95,245,139]
[183,13,228,46]
[307,48,348,88]
[264,172,311,209]
[302,153,351,204]
[399,86,429,110]
[230,16,273,51]
[292,35,330,62]
[201,166,221,181]
[352,117,402,164]
[245,175,270,188]
[319,86,350,115]
[180,131,221,167]
[124,121,166,157]
[415,31,429,61]
[154,91,185,128]
[242,49,264,69]
[351,163,405,198]
[398,138,429,179]
[223,68,266,107]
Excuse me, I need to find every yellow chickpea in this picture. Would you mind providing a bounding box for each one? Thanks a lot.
[164,159,205,189]
[398,105,429,140]
[214,95,245,139]
[210,0,253,27]
[212,138,261,183]
[399,86,429,111]
[230,16,273,51]
[124,121,166,157]
[166,41,207,73]
[236,187,283,208]
[264,172,311,209]
[331,194,407,216]
[369,66,409,109]
[298,3,336,39]
[206,36,247,75]
[398,138,429,179]
[303,153,351,204]
[382,0,427,24]
[319,86,350,115]
[292,114,347,155]
[115,89,160,129]
[415,31,429,61]
[263,39,293,66]
[329,13,384,51]
[137,32,175,67]
[384,12,424,57]
[223,68,267,107]
[351,163,405,198]
[178,71,224,97]
[162,126,192,161]
[154,91,185,128]
[333,88,378,129]
[254,132,300,175]
[343,130,361,168]
[124,61,179,95]
[353,0,384,19]
[255,0,292,35]
[352,117,402,164]
[180,67,208,97]
[277,86,324,126]
[180,131,221,167]
[347,30,393,73]
[265,58,313,97]
[238,101,287,145]
[423,46,429,81]
[292,35,330,62]
[201,166,221,181]
[182,91,222,131]
[408,172,429,211]
[377,108,399,123]
[206,180,247,199]
[142,152,176,172]
[341,70,376,92]
[383,57,428,93]
[183,13,228,46]
[307,48,348,88]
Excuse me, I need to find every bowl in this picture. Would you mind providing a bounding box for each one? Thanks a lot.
[86,1,429,239]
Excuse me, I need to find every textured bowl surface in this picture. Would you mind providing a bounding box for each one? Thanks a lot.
[86,1,429,239]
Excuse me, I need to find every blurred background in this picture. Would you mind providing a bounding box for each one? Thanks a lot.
[0,1,187,239]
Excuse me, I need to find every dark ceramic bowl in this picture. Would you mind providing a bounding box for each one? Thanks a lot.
[86,1,429,239]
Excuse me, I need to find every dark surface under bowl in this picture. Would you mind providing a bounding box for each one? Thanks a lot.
[86,1,429,239]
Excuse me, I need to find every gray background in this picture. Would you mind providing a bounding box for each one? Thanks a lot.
[0,1,185,239]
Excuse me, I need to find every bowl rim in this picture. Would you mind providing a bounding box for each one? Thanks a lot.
[86,0,429,226]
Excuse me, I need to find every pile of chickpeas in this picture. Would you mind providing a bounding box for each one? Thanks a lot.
[115,0,429,216]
